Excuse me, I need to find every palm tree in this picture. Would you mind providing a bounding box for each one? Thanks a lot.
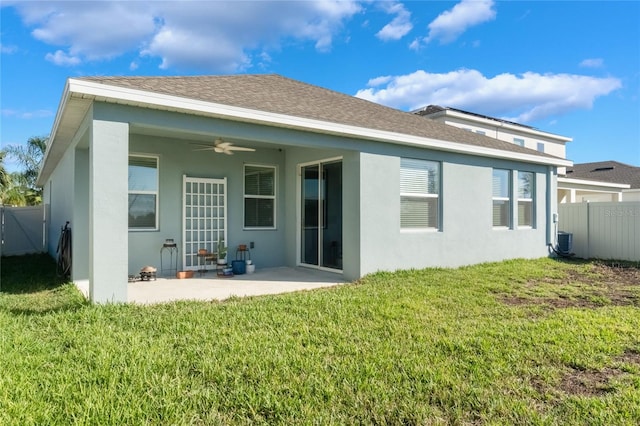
[3,136,47,205]
[0,150,9,191]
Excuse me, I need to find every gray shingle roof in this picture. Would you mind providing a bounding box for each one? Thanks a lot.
[566,161,640,189]
[77,74,561,161]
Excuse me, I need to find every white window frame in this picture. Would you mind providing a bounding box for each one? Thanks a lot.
[513,137,525,147]
[243,164,277,230]
[128,154,159,231]
[517,171,535,228]
[492,169,511,229]
[400,158,440,231]
[537,143,545,153]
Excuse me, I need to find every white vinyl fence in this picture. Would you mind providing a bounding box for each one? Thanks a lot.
[0,205,47,256]
[558,202,640,261]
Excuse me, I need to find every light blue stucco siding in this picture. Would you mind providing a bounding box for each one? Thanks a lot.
[282,147,359,280]
[127,133,288,275]
[43,99,559,301]
[106,102,359,278]
[43,144,75,257]
[89,118,129,303]
[357,147,553,276]
[42,113,91,294]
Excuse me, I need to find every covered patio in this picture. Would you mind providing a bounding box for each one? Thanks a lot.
[126,267,346,305]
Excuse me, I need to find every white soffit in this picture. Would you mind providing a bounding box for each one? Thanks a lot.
[558,177,631,189]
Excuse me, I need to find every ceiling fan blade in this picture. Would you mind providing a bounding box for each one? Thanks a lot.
[192,138,255,154]
[190,142,215,148]
[227,146,256,152]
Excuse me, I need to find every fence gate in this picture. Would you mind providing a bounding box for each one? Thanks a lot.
[0,205,46,256]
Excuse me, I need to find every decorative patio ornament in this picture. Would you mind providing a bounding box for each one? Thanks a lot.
[139,265,157,281]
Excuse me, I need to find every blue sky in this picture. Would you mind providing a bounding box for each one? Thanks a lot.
[1,0,639,172]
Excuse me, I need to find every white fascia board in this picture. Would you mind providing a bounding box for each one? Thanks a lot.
[442,109,573,143]
[36,80,71,185]
[558,177,631,189]
[67,79,572,167]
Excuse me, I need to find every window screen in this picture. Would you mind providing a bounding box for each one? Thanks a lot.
[400,158,440,229]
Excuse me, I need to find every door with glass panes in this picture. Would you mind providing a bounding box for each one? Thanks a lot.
[182,176,227,271]
[300,160,342,270]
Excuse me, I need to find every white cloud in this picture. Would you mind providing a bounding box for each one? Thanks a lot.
[1,108,54,119]
[412,0,496,49]
[28,2,157,60]
[376,2,412,41]
[0,43,18,54]
[45,49,81,66]
[368,75,393,86]
[580,58,604,68]
[9,1,361,72]
[355,69,622,123]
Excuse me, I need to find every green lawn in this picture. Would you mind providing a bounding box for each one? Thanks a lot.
[1,254,639,425]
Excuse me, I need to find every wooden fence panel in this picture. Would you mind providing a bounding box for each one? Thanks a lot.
[558,202,640,261]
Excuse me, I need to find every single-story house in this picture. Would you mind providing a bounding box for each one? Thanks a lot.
[37,74,572,303]
[558,161,640,202]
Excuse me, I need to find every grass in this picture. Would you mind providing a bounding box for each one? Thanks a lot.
[1,255,639,425]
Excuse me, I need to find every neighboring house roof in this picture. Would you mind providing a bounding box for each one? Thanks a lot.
[414,104,534,129]
[39,74,570,184]
[565,161,640,189]
[414,104,572,144]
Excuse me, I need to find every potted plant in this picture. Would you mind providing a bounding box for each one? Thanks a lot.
[217,236,227,264]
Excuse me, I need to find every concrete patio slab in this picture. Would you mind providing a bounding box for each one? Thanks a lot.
[127,267,346,305]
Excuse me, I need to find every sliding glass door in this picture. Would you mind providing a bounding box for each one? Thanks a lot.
[300,160,342,270]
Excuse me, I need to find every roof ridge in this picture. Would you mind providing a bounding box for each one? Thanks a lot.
[572,160,637,169]
[78,73,282,80]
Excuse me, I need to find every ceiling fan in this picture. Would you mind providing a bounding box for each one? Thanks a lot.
[191,138,255,155]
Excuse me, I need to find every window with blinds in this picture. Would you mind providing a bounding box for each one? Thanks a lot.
[244,164,276,228]
[492,169,510,228]
[400,158,440,229]
[518,171,534,227]
[128,155,158,230]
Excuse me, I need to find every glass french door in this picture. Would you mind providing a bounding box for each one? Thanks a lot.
[300,160,342,270]
[182,176,227,271]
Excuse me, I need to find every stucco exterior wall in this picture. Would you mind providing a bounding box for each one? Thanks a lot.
[45,100,559,294]
[282,146,359,280]
[357,147,552,276]
[43,141,76,256]
[107,109,556,280]
[127,133,287,275]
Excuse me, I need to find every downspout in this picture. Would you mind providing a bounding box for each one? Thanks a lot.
[586,201,591,258]
[546,165,557,247]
